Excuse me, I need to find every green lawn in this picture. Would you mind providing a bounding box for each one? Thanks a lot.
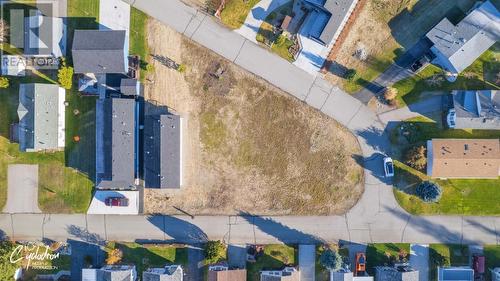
[220,0,261,29]
[365,243,410,275]
[112,242,188,277]
[247,244,297,281]
[67,0,99,32]
[129,7,150,80]
[484,245,500,281]
[393,46,500,107]
[429,244,469,281]
[391,116,500,215]
[315,245,349,281]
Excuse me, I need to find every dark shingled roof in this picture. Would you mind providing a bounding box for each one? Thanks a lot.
[452,90,500,129]
[143,114,182,188]
[97,98,136,189]
[120,78,140,96]
[72,30,127,74]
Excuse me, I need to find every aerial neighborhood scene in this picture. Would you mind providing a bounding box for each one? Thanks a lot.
[0,0,499,280]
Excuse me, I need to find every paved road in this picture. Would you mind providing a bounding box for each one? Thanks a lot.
[3,165,41,214]
[1,0,499,245]
[410,244,429,281]
[298,245,315,281]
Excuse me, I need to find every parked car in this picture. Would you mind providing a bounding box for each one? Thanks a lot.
[446,109,456,128]
[383,157,394,177]
[473,254,485,279]
[355,252,366,276]
[105,197,129,207]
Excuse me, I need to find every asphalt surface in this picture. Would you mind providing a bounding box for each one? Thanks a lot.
[3,165,41,214]
[353,38,433,104]
[0,0,499,245]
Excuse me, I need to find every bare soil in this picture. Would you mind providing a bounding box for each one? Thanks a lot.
[144,19,363,216]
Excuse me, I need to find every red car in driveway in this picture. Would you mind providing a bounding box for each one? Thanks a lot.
[105,197,129,207]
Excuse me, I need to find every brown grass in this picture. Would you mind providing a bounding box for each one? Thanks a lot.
[144,19,363,215]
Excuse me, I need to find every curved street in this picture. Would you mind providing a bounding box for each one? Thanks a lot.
[0,0,498,245]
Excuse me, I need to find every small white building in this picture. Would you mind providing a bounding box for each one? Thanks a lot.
[330,270,374,281]
[82,265,137,281]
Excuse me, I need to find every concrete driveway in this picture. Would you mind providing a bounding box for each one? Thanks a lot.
[99,0,130,48]
[299,244,315,281]
[410,244,429,281]
[3,165,41,214]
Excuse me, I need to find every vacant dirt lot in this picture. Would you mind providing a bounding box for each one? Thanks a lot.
[144,19,363,215]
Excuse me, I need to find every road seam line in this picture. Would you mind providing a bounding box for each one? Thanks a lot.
[401,214,410,243]
[188,11,207,39]
[344,213,351,242]
[103,215,108,242]
[182,11,197,35]
[346,103,363,129]
[303,75,318,101]
[10,213,14,239]
[233,39,247,64]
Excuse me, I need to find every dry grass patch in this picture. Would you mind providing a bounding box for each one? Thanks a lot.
[144,19,363,215]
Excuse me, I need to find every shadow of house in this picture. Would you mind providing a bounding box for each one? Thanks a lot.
[68,239,106,281]
[239,211,324,244]
[145,215,208,244]
[387,0,473,50]
[385,207,476,244]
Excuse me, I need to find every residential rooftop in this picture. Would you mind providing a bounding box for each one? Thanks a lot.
[72,30,127,74]
[427,138,500,179]
[451,90,500,129]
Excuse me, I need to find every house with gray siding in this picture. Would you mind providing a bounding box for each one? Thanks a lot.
[96,98,137,189]
[143,113,183,189]
[24,10,66,57]
[449,90,500,129]
[375,266,419,281]
[143,265,183,281]
[17,83,66,152]
[426,1,500,80]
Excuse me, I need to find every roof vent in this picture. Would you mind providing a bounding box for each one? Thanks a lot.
[464,144,469,150]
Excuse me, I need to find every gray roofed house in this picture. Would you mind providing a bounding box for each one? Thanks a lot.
[17,83,66,152]
[450,90,500,129]
[143,114,183,188]
[24,10,66,57]
[298,0,358,45]
[426,1,500,76]
[261,267,300,281]
[82,265,137,281]
[143,265,183,281]
[120,78,141,96]
[96,98,137,189]
[72,30,127,74]
[375,266,419,281]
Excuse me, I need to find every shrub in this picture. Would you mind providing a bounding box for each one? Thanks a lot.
[0,240,17,280]
[204,240,225,263]
[415,181,442,203]
[0,77,9,88]
[57,58,73,90]
[106,248,123,265]
[177,64,187,73]
[405,145,427,171]
[384,87,398,101]
[320,248,344,271]
[344,69,356,81]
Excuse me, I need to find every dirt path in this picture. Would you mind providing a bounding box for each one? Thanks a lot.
[144,19,363,216]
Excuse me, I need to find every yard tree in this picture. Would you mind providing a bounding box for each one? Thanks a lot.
[57,57,74,90]
[0,240,17,281]
[106,248,123,265]
[384,87,398,101]
[405,145,427,171]
[416,181,442,203]
[0,76,9,88]
[320,248,344,271]
[0,19,8,43]
[204,240,225,263]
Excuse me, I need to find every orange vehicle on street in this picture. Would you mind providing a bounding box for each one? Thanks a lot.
[355,252,366,276]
